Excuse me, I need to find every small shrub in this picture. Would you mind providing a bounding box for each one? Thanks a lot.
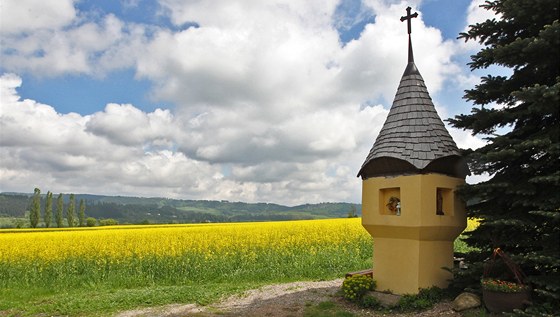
[317,301,336,310]
[395,286,445,312]
[342,275,376,302]
[398,296,431,310]
[359,294,382,309]
[13,219,26,228]
[86,217,97,227]
[99,218,118,226]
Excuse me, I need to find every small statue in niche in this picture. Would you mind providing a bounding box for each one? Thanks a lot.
[387,196,401,215]
[436,190,444,215]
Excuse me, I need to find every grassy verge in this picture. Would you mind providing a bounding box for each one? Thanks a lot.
[1,281,263,316]
[0,254,370,316]
[0,219,477,316]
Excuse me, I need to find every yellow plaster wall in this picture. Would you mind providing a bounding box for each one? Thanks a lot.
[373,238,420,294]
[418,240,455,289]
[361,173,466,294]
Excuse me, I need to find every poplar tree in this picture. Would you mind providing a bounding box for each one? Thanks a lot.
[449,0,559,312]
[78,199,86,227]
[44,191,53,228]
[56,193,64,228]
[30,188,41,228]
[67,194,75,227]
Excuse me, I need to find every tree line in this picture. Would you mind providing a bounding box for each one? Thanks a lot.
[29,188,87,228]
[1,192,362,227]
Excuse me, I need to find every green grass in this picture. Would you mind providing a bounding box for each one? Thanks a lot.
[1,231,472,316]
[0,282,262,316]
[0,242,372,315]
[0,217,27,228]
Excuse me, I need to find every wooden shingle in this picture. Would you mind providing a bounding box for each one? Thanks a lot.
[358,62,469,179]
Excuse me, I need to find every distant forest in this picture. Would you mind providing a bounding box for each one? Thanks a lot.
[0,192,361,226]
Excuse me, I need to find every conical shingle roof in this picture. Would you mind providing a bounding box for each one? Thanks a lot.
[357,62,470,179]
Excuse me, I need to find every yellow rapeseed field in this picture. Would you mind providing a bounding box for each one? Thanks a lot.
[0,218,373,287]
[0,218,478,288]
[0,219,367,263]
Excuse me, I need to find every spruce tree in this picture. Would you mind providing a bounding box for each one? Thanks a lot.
[44,191,53,228]
[78,199,86,227]
[449,0,559,312]
[67,194,75,227]
[56,193,64,228]
[30,188,41,228]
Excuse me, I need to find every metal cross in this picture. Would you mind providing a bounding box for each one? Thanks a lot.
[400,7,418,35]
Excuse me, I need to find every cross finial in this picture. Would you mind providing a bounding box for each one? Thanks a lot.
[400,6,418,35]
[400,6,418,63]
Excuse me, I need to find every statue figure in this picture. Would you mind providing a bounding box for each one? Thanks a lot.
[436,190,444,215]
[386,197,401,215]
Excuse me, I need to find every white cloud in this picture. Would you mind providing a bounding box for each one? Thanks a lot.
[158,0,339,29]
[336,2,459,104]
[136,7,343,118]
[86,104,176,147]
[465,0,499,28]
[0,0,76,34]
[1,5,147,76]
[0,74,221,199]
[453,0,500,52]
[0,1,489,204]
[448,127,487,151]
[136,0,462,167]
[0,72,389,204]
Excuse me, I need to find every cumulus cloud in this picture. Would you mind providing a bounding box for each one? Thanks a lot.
[0,0,76,34]
[465,0,500,28]
[448,0,502,59]
[136,8,342,118]
[0,74,221,199]
[0,73,386,204]
[0,0,148,76]
[136,1,464,167]
[0,0,488,203]
[86,104,176,147]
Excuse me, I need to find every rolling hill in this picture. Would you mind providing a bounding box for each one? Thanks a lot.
[0,192,361,226]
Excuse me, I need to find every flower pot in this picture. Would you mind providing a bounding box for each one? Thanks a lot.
[482,288,531,313]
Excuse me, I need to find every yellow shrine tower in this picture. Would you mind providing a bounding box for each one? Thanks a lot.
[357,7,470,295]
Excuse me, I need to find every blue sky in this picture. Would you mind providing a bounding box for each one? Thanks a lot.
[1,0,493,204]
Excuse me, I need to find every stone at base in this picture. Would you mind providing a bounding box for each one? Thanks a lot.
[452,292,481,311]
[366,291,401,307]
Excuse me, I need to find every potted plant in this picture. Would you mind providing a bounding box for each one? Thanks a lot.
[481,248,532,313]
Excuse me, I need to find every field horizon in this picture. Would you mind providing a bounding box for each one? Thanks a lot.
[1,218,373,316]
[0,192,362,226]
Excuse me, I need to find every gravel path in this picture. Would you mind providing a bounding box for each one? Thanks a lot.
[115,279,464,317]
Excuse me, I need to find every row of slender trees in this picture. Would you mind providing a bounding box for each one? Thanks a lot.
[29,188,86,228]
